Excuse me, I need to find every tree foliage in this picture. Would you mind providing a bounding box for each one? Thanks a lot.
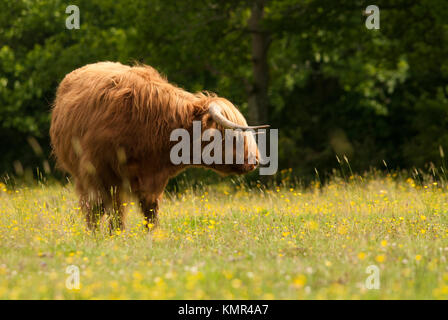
[1,0,448,180]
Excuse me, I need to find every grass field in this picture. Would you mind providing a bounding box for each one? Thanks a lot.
[1,172,448,299]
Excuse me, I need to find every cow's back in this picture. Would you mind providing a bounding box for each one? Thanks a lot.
[50,62,135,177]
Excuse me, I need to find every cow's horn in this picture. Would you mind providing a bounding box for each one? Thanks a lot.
[208,102,270,130]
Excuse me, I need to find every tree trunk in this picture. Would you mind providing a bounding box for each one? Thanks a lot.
[247,0,270,125]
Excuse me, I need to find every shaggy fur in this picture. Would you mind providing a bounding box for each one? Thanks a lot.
[50,61,258,230]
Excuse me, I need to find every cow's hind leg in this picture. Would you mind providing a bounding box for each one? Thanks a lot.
[79,192,105,231]
[105,187,125,232]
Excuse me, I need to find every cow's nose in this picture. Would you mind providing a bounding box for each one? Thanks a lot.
[255,158,259,166]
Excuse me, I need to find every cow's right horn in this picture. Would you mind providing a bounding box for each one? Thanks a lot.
[208,102,270,130]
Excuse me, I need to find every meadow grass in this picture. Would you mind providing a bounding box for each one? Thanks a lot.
[0,172,448,299]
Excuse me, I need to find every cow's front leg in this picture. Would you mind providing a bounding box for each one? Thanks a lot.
[131,169,169,230]
[139,196,160,229]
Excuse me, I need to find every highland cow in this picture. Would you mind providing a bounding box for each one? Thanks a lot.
[50,62,268,230]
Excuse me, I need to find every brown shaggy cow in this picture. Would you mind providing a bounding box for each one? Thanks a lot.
[50,61,268,231]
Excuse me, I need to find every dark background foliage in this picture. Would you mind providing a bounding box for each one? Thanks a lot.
[1,0,447,183]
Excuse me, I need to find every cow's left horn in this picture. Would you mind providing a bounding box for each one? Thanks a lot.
[208,102,270,130]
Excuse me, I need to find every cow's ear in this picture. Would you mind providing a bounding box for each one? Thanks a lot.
[192,105,208,119]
